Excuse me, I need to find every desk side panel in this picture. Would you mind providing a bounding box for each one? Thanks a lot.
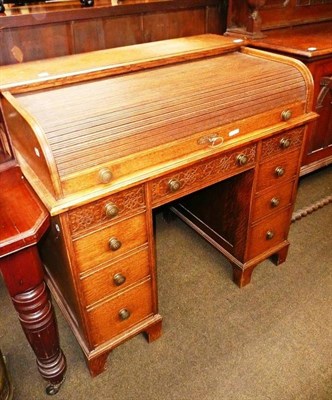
[1,94,62,201]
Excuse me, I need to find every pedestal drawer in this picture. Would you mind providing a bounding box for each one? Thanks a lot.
[87,279,153,347]
[256,149,301,191]
[260,127,304,161]
[247,208,292,260]
[80,247,150,306]
[68,185,145,236]
[74,213,147,273]
[251,181,295,222]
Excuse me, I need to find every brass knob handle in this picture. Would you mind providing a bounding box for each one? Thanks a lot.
[105,202,119,219]
[236,154,248,166]
[118,308,131,321]
[275,166,285,177]
[281,109,292,121]
[113,273,126,286]
[109,237,122,251]
[266,230,275,240]
[279,137,291,149]
[168,179,181,193]
[99,168,112,184]
[270,197,280,208]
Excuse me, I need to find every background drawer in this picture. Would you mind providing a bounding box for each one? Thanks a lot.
[87,279,153,347]
[74,213,147,273]
[68,185,145,236]
[247,209,291,260]
[256,149,300,191]
[80,247,150,306]
[251,181,295,222]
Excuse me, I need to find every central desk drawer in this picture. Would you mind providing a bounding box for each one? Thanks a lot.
[87,279,153,347]
[73,213,147,273]
[151,144,256,207]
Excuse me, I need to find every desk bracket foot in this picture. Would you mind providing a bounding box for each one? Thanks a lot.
[86,352,110,377]
[144,318,163,343]
[232,264,256,288]
[270,244,289,266]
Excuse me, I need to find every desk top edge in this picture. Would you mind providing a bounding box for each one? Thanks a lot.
[0,34,246,92]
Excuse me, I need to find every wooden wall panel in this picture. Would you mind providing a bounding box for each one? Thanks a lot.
[0,23,71,65]
[206,6,224,34]
[0,0,224,66]
[103,15,144,48]
[143,9,206,42]
[72,19,106,54]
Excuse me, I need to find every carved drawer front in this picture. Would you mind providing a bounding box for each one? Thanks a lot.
[256,148,301,192]
[247,208,291,260]
[73,213,148,273]
[260,128,304,161]
[251,181,295,222]
[80,247,150,307]
[151,144,256,207]
[87,279,153,347]
[68,185,145,236]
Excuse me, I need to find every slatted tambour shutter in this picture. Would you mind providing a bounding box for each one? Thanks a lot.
[15,52,306,180]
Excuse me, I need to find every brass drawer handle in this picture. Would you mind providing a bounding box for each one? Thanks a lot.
[197,134,224,148]
[99,168,112,184]
[168,179,181,193]
[279,137,291,149]
[266,230,275,240]
[275,166,285,177]
[105,202,119,219]
[118,308,131,321]
[236,154,248,166]
[109,237,122,251]
[281,109,292,121]
[113,273,126,286]
[270,197,280,208]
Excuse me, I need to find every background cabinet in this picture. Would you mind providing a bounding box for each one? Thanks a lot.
[226,0,332,175]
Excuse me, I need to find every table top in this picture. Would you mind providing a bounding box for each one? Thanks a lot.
[0,165,49,257]
[251,21,332,59]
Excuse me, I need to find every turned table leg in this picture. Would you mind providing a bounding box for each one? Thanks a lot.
[0,247,66,395]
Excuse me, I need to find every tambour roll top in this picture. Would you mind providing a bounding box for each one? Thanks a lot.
[0,34,314,211]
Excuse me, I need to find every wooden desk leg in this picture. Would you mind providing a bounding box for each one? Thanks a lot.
[232,264,256,288]
[0,247,66,395]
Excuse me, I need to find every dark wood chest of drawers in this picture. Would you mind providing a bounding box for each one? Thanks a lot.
[226,0,332,175]
[0,35,317,376]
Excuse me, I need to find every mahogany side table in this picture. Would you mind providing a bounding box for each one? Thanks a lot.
[0,165,66,395]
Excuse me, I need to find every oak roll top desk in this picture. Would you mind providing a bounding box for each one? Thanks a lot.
[0,34,317,376]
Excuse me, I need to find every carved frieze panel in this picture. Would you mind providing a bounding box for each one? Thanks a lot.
[68,186,145,235]
[261,128,304,160]
[152,145,256,202]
